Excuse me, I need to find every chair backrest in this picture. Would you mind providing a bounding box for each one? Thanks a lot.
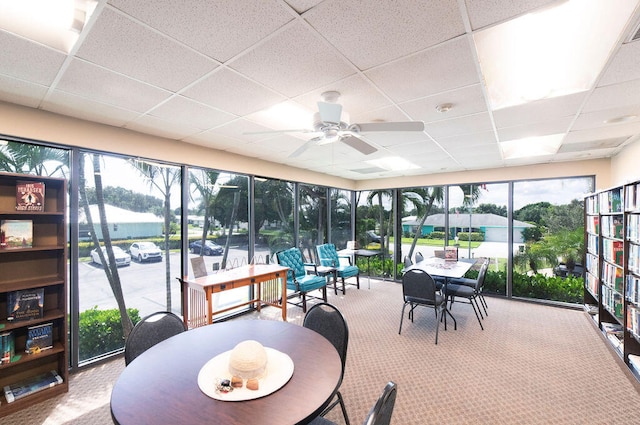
[476,260,489,290]
[303,303,349,383]
[363,381,398,425]
[415,252,424,263]
[316,243,339,267]
[401,269,437,302]
[276,247,306,281]
[190,256,208,278]
[125,311,187,365]
[403,255,413,268]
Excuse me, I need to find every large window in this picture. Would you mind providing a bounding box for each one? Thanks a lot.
[512,177,593,302]
[77,153,181,362]
[298,183,328,262]
[399,186,446,265]
[254,177,293,261]
[330,188,352,249]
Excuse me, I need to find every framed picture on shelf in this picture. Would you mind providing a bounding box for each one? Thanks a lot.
[0,219,33,249]
[15,181,45,211]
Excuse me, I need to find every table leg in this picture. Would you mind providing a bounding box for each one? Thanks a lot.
[281,277,287,321]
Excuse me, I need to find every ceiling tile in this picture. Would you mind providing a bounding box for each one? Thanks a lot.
[572,106,640,131]
[42,90,140,127]
[107,0,294,62]
[56,59,172,112]
[182,68,286,116]
[283,0,323,14]
[400,84,487,123]
[493,92,586,129]
[425,112,494,139]
[464,0,557,30]
[497,116,574,142]
[0,31,66,85]
[584,78,640,112]
[148,96,236,130]
[598,40,640,86]
[0,75,48,108]
[365,37,480,103]
[304,0,465,70]
[436,131,498,152]
[565,121,640,144]
[230,21,355,97]
[76,7,218,92]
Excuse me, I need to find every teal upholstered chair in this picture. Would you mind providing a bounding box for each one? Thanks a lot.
[276,247,327,312]
[316,243,360,294]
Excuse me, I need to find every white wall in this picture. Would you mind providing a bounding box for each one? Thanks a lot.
[0,101,616,190]
[611,138,640,186]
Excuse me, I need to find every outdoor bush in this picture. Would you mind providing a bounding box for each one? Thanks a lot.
[429,231,446,239]
[79,307,141,360]
[457,231,485,242]
[482,269,582,303]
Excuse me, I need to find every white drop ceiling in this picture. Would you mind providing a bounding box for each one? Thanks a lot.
[1,0,640,180]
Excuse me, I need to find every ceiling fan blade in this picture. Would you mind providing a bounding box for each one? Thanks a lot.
[317,101,343,124]
[289,138,320,158]
[352,121,425,132]
[341,134,377,155]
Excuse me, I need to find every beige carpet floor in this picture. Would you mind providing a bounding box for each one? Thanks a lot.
[3,278,640,424]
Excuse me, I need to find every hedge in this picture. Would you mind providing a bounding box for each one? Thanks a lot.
[79,307,140,360]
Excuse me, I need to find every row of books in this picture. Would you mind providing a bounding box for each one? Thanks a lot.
[627,214,640,243]
[585,272,599,299]
[602,322,624,354]
[585,196,598,214]
[587,234,599,256]
[586,215,599,235]
[629,243,640,275]
[625,183,640,212]
[627,275,640,306]
[628,305,640,342]
[2,370,63,404]
[585,252,599,277]
[0,322,53,365]
[603,239,624,267]
[601,215,624,239]
[602,284,624,321]
[602,261,623,293]
[599,187,623,214]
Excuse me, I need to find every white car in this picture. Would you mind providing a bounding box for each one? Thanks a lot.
[129,241,162,263]
[90,246,131,267]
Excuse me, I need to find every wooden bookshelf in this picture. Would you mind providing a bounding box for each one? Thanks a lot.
[584,181,640,381]
[0,172,68,417]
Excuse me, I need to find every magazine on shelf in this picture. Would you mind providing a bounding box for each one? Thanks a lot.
[26,322,53,354]
[15,181,45,211]
[0,219,33,249]
[7,287,44,322]
[3,370,63,403]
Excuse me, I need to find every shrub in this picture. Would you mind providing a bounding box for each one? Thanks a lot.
[482,269,582,304]
[457,231,485,242]
[429,231,446,239]
[79,307,140,361]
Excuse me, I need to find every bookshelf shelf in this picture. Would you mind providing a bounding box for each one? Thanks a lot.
[584,182,640,382]
[0,172,68,417]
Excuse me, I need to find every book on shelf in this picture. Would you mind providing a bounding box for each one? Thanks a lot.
[15,181,45,212]
[3,370,63,403]
[7,287,44,322]
[26,322,53,354]
[0,219,33,249]
[1,331,15,365]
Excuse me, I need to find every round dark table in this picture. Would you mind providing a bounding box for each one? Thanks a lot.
[110,320,342,425]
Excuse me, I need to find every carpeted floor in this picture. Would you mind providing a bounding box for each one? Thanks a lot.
[3,278,640,424]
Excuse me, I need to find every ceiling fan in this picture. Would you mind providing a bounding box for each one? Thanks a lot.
[260,91,425,158]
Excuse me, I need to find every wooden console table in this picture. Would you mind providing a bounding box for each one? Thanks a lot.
[179,264,289,328]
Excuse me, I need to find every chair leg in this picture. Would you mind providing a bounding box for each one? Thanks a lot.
[322,285,327,302]
[434,308,440,345]
[470,298,484,330]
[399,302,408,334]
[479,294,488,316]
[301,293,307,313]
[336,391,350,425]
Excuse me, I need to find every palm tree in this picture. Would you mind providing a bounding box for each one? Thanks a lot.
[79,154,133,337]
[190,169,220,257]
[0,141,68,177]
[130,160,181,310]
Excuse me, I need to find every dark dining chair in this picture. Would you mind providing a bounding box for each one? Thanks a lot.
[444,260,488,330]
[399,269,455,344]
[310,381,398,425]
[124,311,187,365]
[415,251,424,263]
[403,255,413,269]
[450,259,489,315]
[304,303,350,425]
[276,247,327,312]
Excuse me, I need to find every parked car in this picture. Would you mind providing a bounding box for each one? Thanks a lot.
[553,262,584,278]
[129,241,162,263]
[90,246,131,267]
[366,230,381,244]
[189,240,224,256]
